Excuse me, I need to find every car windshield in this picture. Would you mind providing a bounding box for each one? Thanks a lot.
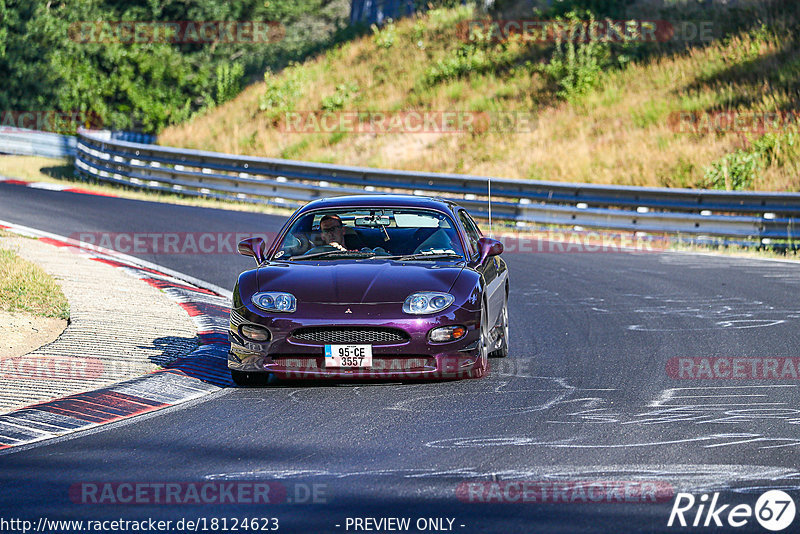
[271,208,466,261]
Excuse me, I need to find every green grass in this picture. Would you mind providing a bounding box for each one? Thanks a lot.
[0,248,70,320]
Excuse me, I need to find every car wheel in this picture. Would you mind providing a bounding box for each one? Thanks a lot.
[489,299,509,358]
[230,370,270,387]
[468,302,490,379]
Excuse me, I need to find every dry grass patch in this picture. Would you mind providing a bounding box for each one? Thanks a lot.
[0,248,69,320]
[160,4,800,191]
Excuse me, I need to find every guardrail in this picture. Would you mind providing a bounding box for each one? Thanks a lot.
[81,129,157,145]
[0,129,156,158]
[74,130,799,240]
[0,128,77,158]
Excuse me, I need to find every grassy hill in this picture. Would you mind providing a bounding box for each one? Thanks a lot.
[159,1,800,191]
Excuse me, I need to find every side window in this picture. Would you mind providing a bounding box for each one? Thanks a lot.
[463,211,483,237]
[458,211,481,258]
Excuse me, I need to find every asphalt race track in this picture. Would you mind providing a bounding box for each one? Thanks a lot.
[2,182,800,533]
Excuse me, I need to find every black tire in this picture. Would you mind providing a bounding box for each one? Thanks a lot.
[468,302,490,378]
[230,370,270,387]
[489,299,509,358]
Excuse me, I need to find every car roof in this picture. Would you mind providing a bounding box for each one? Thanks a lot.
[296,194,460,214]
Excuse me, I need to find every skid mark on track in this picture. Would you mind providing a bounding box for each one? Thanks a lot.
[659,255,800,287]
[628,319,790,331]
[422,384,800,453]
[384,376,577,422]
[427,433,782,449]
[649,385,796,407]
[204,464,800,494]
[261,374,606,424]
[551,385,800,427]
[577,294,800,331]
[517,284,562,307]
[427,433,800,451]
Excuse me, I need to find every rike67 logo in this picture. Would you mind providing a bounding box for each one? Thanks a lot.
[668,490,796,531]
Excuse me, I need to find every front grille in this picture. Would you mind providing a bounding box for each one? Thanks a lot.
[291,327,409,345]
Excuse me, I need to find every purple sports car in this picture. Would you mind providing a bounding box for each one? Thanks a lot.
[228,195,509,384]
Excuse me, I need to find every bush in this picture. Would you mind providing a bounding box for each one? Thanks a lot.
[703,132,799,190]
[752,132,799,169]
[703,149,762,191]
[420,26,517,87]
[215,62,245,106]
[0,0,7,59]
[540,11,611,102]
[259,66,303,121]
[321,82,359,111]
[372,20,396,49]
[539,10,646,102]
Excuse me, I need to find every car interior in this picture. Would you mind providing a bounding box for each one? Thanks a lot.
[276,211,465,258]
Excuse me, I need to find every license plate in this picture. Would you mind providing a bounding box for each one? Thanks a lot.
[324,345,373,368]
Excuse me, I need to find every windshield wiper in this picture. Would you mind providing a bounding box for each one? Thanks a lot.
[288,250,377,260]
[388,253,465,261]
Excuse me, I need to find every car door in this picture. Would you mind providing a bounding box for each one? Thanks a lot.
[458,210,503,328]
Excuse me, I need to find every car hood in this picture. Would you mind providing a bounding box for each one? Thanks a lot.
[256,260,465,304]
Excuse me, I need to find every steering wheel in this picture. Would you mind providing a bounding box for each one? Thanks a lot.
[281,233,313,256]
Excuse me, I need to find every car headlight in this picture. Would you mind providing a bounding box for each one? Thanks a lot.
[403,292,455,315]
[252,292,296,313]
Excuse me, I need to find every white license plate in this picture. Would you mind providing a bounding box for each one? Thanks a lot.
[324,345,373,368]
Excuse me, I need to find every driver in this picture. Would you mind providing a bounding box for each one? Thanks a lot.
[318,214,384,254]
[319,214,347,251]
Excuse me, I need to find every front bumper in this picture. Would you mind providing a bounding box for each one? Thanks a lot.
[228,301,482,380]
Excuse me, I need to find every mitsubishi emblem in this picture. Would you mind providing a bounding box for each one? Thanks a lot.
[345,308,352,314]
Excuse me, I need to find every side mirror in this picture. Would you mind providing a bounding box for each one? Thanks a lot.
[238,237,267,264]
[475,237,503,265]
